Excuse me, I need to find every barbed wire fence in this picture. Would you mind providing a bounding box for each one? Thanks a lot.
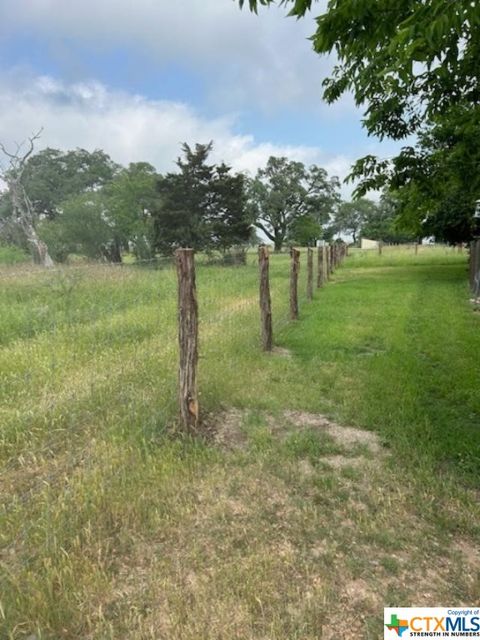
[174,243,347,432]
[0,243,348,472]
[0,258,179,486]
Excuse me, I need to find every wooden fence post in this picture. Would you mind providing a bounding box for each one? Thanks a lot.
[326,243,330,278]
[317,245,324,288]
[307,247,314,300]
[472,239,480,298]
[175,248,199,433]
[378,240,383,256]
[330,243,335,274]
[469,241,475,292]
[290,247,300,320]
[476,240,480,297]
[258,246,273,351]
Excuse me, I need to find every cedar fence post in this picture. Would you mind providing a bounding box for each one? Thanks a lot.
[307,247,314,300]
[290,247,300,320]
[317,245,324,288]
[378,240,383,256]
[469,241,475,292]
[258,246,273,351]
[175,248,199,433]
[326,243,331,278]
[472,239,480,298]
[330,243,335,274]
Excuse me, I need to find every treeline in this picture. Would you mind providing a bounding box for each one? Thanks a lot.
[0,139,413,266]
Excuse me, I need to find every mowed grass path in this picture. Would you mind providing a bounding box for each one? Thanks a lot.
[1,247,479,639]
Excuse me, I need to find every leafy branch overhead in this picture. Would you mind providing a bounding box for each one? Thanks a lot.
[239,0,480,242]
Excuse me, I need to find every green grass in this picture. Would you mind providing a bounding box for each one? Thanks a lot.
[0,245,29,265]
[1,245,479,639]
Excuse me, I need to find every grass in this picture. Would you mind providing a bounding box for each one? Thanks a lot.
[0,245,29,266]
[1,245,479,639]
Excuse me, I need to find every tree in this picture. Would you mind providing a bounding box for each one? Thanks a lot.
[361,193,416,244]
[334,199,377,244]
[19,147,120,219]
[40,192,126,262]
[152,143,251,254]
[207,162,251,253]
[353,105,480,243]
[247,157,339,251]
[288,214,322,247]
[0,130,54,266]
[103,162,159,259]
[239,0,480,240]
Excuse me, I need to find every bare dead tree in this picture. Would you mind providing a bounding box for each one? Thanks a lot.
[0,128,54,267]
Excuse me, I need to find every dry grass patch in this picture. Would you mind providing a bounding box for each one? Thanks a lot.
[2,409,479,638]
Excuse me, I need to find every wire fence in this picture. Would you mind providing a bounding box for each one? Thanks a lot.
[0,244,347,473]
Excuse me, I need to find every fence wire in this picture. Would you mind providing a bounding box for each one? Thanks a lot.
[0,246,341,519]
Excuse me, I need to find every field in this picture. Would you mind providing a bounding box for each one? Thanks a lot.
[1,245,479,639]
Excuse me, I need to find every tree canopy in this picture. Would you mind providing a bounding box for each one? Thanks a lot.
[239,0,480,241]
[15,148,120,219]
[247,156,339,251]
[152,143,251,255]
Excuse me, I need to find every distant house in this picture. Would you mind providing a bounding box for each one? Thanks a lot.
[360,238,379,250]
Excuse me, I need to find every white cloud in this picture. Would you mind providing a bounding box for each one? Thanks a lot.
[0,72,355,196]
[0,0,354,116]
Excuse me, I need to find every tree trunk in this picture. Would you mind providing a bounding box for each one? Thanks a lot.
[23,220,54,267]
[9,172,54,268]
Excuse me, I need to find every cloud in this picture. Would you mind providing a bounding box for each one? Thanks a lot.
[0,0,354,116]
[0,72,355,195]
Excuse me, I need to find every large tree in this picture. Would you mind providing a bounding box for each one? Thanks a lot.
[247,156,339,251]
[40,162,159,262]
[40,192,117,262]
[103,162,159,259]
[239,0,480,240]
[334,198,377,244]
[360,193,417,244]
[152,143,251,254]
[13,147,120,220]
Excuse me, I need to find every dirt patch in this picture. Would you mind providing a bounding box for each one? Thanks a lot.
[208,408,383,458]
[283,410,381,454]
[453,539,480,567]
[207,408,249,450]
[271,346,292,357]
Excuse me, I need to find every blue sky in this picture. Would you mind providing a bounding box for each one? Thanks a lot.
[0,0,400,196]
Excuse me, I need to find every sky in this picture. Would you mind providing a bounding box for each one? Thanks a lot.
[0,0,400,197]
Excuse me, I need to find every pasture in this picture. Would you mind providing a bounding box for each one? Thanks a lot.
[1,245,479,639]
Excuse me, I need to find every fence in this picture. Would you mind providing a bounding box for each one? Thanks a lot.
[470,239,480,300]
[175,243,347,431]
[0,244,347,468]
